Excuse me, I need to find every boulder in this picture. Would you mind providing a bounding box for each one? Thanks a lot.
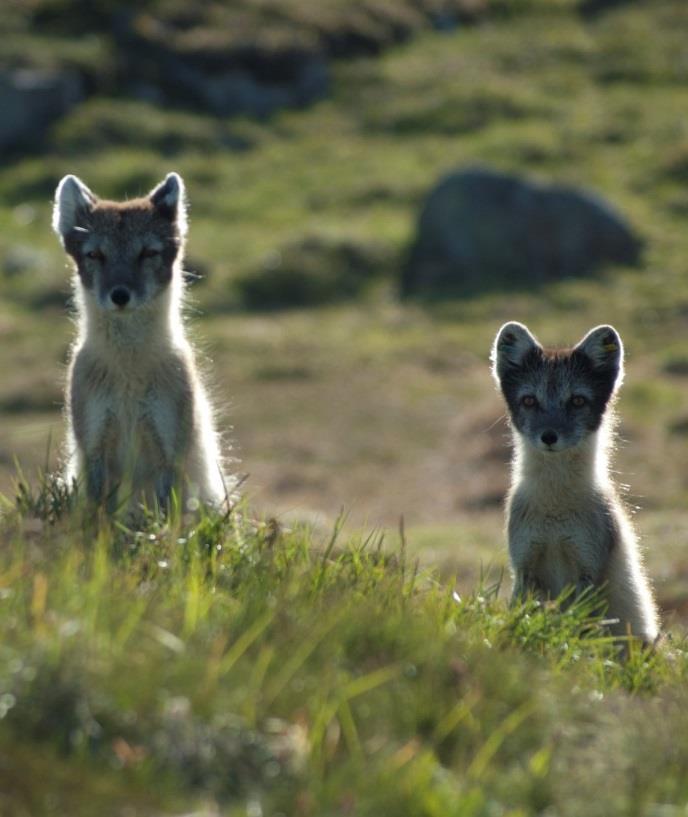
[113,17,330,118]
[402,167,642,296]
[0,69,83,153]
[579,0,638,18]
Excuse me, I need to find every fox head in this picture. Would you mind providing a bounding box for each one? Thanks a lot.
[53,173,187,312]
[491,322,623,453]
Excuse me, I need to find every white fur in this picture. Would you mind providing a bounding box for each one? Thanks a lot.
[53,175,95,239]
[67,278,229,509]
[508,421,659,641]
[495,323,660,643]
[491,321,540,385]
[576,325,625,380]
[57,173,231,512]
[149,172,188,237]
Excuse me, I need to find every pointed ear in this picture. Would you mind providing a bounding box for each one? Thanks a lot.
[149,172,187,236]
[574,324,624,383]
[53,175,96,241]
[491,321,541,384]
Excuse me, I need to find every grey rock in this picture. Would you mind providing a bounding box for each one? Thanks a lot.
[402,167,642,296]
[0,68,83,153]
[196,58,328,117]
[579,0,638,18]
[115,19,330,118]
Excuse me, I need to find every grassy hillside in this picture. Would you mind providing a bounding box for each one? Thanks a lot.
[2,1,688,587]
[2,0,688,811]
[1,487,687,815]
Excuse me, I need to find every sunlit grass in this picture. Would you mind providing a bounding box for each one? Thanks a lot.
[1,475,687,814]
[2,3,688,810]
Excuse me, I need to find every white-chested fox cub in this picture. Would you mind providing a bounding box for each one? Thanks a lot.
[53,172,230,512]
[492,322,659,643]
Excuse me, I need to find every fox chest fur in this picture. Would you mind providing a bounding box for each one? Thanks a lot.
[507,472,616,599]
[68,336,195,505]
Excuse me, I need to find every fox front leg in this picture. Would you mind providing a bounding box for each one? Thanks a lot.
[70,355,121,506]
[84,420,121,508]
[73,411,119,506]
[510,569,546,606]
[145,385,193,511]
[575,574,595,598]
[84,454,122,513]
[83,454,105,503]
[154,468,177,511]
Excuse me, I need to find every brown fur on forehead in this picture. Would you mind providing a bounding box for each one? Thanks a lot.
[87,198,178,239]
[63,198,181,267]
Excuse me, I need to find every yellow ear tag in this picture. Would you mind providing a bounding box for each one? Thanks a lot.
[603,342,618,353]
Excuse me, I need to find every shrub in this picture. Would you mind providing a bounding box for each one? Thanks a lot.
[235,235,391,309]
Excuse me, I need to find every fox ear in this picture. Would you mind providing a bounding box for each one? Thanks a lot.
[53,175,96,240]
[491,321,540,384]
[149,172,187,236]
[575,325,624,382]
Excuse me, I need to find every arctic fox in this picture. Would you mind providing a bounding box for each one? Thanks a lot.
[491,321,659,643]
[53,172,230,512]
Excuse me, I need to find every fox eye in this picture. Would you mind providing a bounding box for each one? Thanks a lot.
[571,395,587,408]
[140,247,160,260]
[521,395,537,408]
[85,249,105,262]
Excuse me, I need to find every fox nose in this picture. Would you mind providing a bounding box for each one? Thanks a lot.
[110,287,131,308]
[541,430,558,447]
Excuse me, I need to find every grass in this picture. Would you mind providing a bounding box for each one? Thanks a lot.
[1,0,489,64]
[1,480,687,815]
[2,0,688,810]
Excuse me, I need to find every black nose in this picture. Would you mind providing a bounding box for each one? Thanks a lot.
[541,430,558,446]
[110,287,131,307]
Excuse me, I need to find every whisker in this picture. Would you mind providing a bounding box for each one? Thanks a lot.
[483,413,508,433]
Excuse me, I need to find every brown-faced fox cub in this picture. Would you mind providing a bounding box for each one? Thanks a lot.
[491,321,659,643]
[53,172,231,512]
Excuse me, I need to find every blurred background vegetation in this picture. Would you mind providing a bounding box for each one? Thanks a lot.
[3,0,688,600]
[2,0,688,591]
[3,1,688,814]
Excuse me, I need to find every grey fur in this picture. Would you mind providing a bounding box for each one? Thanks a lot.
[54,172,231,513]
[492,321,659,643]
